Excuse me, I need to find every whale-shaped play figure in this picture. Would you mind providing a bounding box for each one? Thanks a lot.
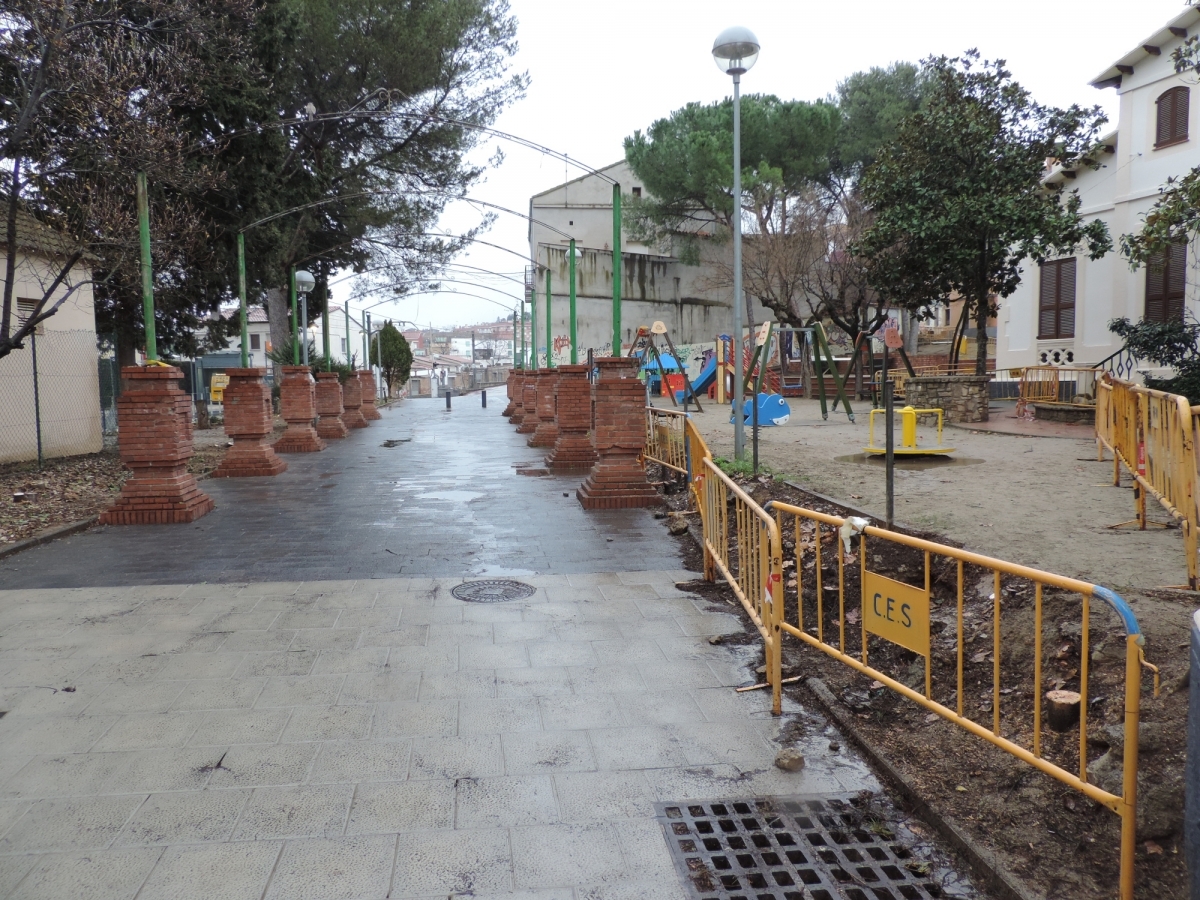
[730,393,791,426]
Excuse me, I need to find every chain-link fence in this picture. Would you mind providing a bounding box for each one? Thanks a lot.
[0,329,108,465]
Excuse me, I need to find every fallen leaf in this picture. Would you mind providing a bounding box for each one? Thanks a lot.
[955,785,968,793]
[924,713,938,723]
[869,680,884,690]
[1145,841,1163,855]
[850,494,863,499]
[845,609,860,625]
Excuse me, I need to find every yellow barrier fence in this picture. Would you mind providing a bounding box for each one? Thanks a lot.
[763,501,1157,900]
[644,406,715,577]
[1096,376,1199,589]
[1015,365,1101,417]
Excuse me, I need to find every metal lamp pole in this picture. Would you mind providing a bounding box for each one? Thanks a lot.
[612,184,622,355]
[237,232,248,367]
[713,26,760,462]
[136,172,158,361]
[289,266,299,365]
[321,279,331,371]
[569,239,578,364]
[545,267,553,368]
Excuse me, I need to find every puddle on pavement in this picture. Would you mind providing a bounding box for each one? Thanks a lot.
[414,490,484,502]
[834,453,986,470]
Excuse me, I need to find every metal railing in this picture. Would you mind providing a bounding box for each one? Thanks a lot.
[697,456,783,700]
[1015,365,1100,417]
[765,500,1157,900]
[1096,375,1199,588]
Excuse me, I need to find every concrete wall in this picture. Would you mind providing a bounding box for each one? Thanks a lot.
[0,251,102,463]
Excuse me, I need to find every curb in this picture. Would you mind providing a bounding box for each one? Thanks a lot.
[803,676,1043,900]
[0,516,99,562]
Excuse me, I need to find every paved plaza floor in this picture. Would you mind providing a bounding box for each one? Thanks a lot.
[0,397,878,899]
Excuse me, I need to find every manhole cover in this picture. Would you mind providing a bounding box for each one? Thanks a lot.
[657,796,947,900]
[451,579,536,603]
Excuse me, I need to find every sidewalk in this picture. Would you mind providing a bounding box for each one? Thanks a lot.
[0,572,873,899]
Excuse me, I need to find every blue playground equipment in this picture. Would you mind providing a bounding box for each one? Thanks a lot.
[677,356,717,402]
[730,393,791,426]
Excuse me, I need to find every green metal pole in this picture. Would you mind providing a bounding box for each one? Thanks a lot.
[569,239,577,364]
[361,310,368,373]
[345,303,353,369]
[612,182,622,357]
[530,272,538,371]
[136,172,157,362]
[289,266,298,365]
[321,279,330,371]
[237,232,248,368]
[545,267,553,369]
[519,303,525,368]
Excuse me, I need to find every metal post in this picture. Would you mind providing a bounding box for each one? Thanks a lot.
[300,294,309,365]
[321,279,330,371]
[569,238,578,364]
[612,183,622,356]
[237,232,248,368]
[30,329,42,469]
[289,267,298,365]
[731,76,745,460]
[345,303,352,368]
[530,273,539,371]
[136,172,157,362]
[517,306,524,369]
[482,390,487,408]
[361,311,368,375]
[545,267,553,368]
[375,324,382,399]
[445,390,452,410]
[885,380,895,529]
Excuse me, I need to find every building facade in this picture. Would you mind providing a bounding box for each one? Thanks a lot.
[998,7,1200,377]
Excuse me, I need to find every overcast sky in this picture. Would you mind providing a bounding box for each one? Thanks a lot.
[354,0,1186,330]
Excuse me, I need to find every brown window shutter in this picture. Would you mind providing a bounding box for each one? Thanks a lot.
[1157,93,1171,146]
[1167,240,1187,320]
[1146,250,1167,321]
[1038,263,1058,339]
[1175,87,1191,143]
[1156,87,1190,146]
[1059,258,1076,338]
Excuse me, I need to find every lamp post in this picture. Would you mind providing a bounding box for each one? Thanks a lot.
[712,25,760,462]
[569,240,580,364]
[294,269,315,366]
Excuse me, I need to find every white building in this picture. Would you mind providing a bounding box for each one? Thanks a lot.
[998,6,1200,376]
[0,213,103,463]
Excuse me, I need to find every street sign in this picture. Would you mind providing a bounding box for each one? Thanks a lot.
[862,570,930,657]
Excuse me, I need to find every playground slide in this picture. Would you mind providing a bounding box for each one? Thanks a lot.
[673,357,716,403]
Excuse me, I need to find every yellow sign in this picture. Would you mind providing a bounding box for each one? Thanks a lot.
[862,570,930,657]
[210,373,230,403]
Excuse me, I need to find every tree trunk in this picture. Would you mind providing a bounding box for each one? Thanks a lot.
[974,295,989,376]
[265,287,289,382]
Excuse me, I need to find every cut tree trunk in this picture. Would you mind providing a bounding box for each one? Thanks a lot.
[1045,689,1081,732]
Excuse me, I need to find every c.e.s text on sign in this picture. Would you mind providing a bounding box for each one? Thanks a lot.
[862,571,930,657]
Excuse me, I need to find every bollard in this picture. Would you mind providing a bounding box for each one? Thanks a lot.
[482,390,487,408]
[445,390,452,410]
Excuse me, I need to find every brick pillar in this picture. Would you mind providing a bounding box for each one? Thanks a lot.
[212,368,287,478]
[508,371,528,424]
[342,373,367,429]
[528,370,561,448]
[501,370,519,417]
[273,365,326,453]
[577,357,658,509]
[359,371,382,420]
[100,366,215,524]
[315,372,348,439]
[546,364,597,472]
[515,374,539,434]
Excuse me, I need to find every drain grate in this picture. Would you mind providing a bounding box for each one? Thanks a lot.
[451,579,536,603]
[657,796,944,900]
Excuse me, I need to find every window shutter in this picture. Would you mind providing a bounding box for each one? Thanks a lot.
[1174,87,1191,144]
[1038,264,1058,339]
[1059,259,1076,338]
[1146,250,1167,322]
[1167,241,1187,320]
[1157,87,1190,146]
[1158,92,1172,146]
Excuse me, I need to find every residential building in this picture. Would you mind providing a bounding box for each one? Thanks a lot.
[998,6,1200,377]
[529,160,768,373]
[0,212,103,463]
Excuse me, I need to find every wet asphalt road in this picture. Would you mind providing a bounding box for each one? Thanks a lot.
[1,397,686,588]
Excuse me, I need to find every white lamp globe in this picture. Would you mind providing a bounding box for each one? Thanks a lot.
[294,270,316,294]
[712,26,760,76]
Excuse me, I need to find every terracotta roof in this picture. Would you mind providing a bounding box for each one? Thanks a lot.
[0,209,87,260]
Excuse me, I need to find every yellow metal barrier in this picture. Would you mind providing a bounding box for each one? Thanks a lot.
[645,406,716,577]
[697,457,783,714]
[765,500,1157,900]
[1096,376,1199,588]
[1016,365,1100,417]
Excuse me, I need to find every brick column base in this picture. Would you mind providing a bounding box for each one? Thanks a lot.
[315,373,348,439]
[501,371,518,417]
[508,373,529,424]
[212,368,287,478]
[546,365,597,472]
[100,366,215,524]
[528,371,560,448]
[359,371,382,420]
[274,365,327,453]
[577,358,658,509]
[342,372,368,428]
[515,378,540,434]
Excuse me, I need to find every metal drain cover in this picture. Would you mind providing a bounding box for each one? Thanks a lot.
[451,579,536,603]
[657,796,945,900]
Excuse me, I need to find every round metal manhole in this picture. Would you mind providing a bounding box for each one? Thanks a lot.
[451,579,536,603]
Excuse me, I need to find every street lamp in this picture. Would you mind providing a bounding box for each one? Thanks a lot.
[712,25,759,462]
[568,241,582,364]
[294,269,316,365]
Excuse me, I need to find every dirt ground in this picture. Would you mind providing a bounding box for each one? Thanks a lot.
[671,397,1194,899]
